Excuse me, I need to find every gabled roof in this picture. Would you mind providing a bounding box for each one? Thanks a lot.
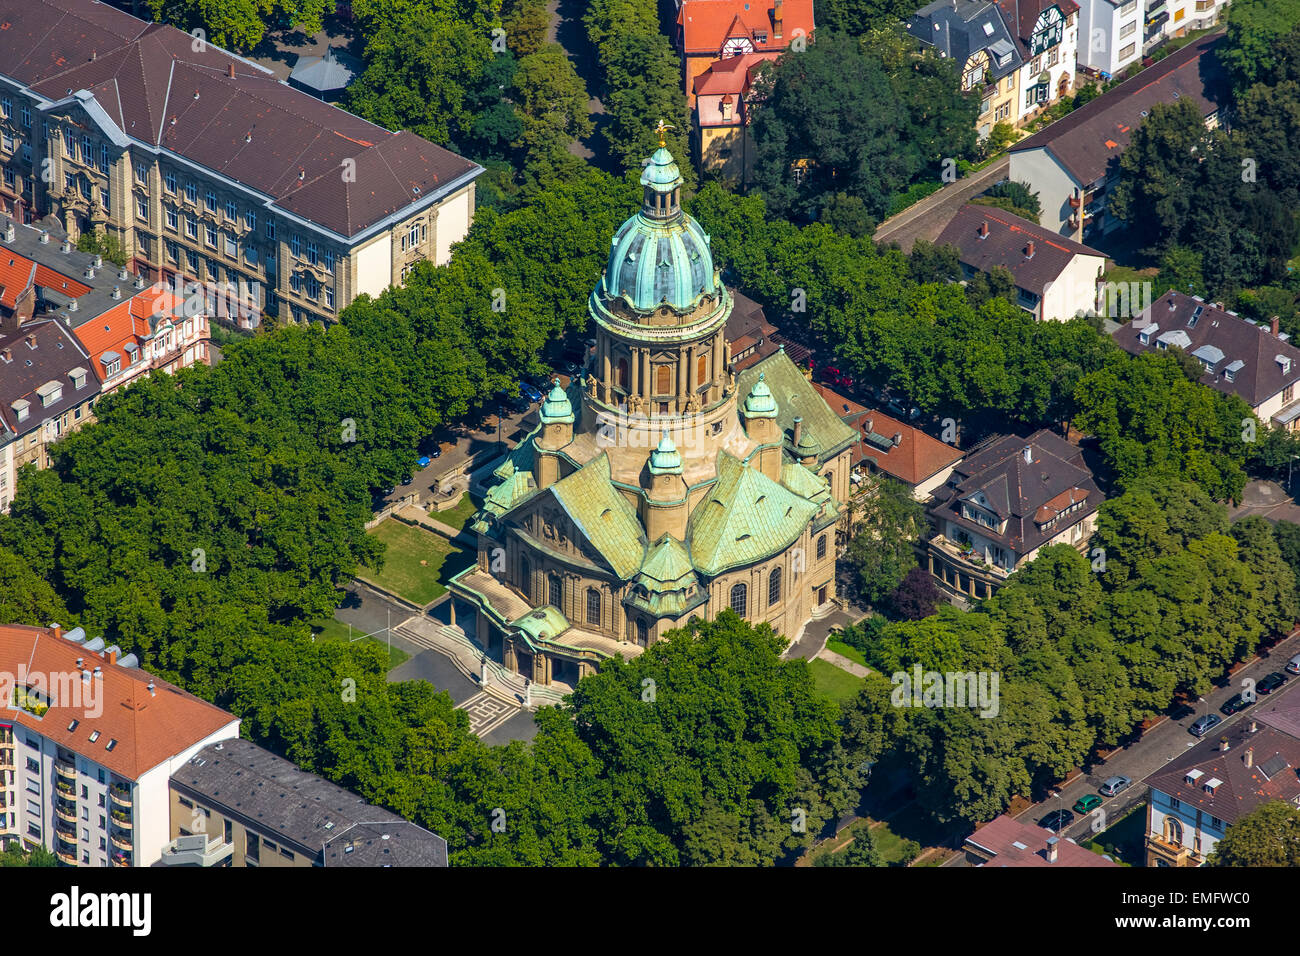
[814,383,965,486]
[1010,33,1229,186]
[994,0,1080,59]
[72,283,178,382]
[678,0,815,55]
[639,534,696,587]
[0,623,238,781]
[907,0,1024,81]
[1143,691,1300,827]
[547,454,647,580]
[688,451,817,575]
[937,205,1106,300]
[0,0,481,239]
[0,319,100,435]
[965,813,1117,867]
[1112,292,1300,410]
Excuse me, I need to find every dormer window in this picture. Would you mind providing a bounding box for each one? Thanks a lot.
[12,399,28,422]
[1139,322,1158,345]
[36,381,62,407]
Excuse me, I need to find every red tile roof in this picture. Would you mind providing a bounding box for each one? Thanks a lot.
[678,0,815,55]
[72,283,175,382]
[965,813,1118,866]
[0,248,91,308]
[0,624,238,781]
[692,51,776,97]
[813,383,963,486]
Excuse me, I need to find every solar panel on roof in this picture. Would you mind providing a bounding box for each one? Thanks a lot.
[1259,754,1288,780]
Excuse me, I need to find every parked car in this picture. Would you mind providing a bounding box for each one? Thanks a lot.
[1219,693,1254,716]
[1099,775,1132,797]
[1038,808,1075,833]
[417,455,431,468]
[400,474,413,486]
[1257,672,1289,695]
[430,447,442,459]
[1190,714,1222,737]
[518,381,544,404]
[1287,653,1300,676]
[1073,793,1103,814]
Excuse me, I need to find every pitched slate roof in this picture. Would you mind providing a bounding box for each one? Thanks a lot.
[0,0,480,239]
[1112,292,1300,411]
[172,737,448,866]
[688,451,817,575]
[927,428,1101,554]
[1009,33,1229,186]
[937,204,1106,300]
[0,319,100,436]
[736,349,857,465]
[994,0,1080,59]
[907,0,1024,82]
[0,623,238,781]
[547,453,647,580]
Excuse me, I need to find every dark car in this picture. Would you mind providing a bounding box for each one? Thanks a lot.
[1038,809,1075,833]
[518,381,544,404]
[1257,672,1289,695]
[1219,694,1254,717]
[1190,713,1223,737]
[430,447,442,459]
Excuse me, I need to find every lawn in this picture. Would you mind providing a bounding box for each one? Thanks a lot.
[432,493,482,533]
[1082,802,1147,867]
[827,639,868,668]
[358,519,475,606]
[308,617,410,670]
[812,816,923,867]
[808,658,866,704]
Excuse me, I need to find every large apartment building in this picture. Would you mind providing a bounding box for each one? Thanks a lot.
[1077,0,1229,78]
[0,622,240,867]
[159,738,448,867]
[0,0,482,327]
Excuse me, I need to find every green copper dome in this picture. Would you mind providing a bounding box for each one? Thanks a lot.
[540,382,574,424]
[743,373,779,418]
[648,432,683,475]
[600,145,718,314]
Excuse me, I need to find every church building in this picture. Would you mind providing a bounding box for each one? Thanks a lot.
[448,138,855,689]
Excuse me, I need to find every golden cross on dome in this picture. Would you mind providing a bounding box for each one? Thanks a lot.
[655,119,675,148]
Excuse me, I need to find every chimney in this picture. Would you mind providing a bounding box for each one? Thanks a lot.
[978,220,989,239]
[61,238,72,253]
[1244,747,1253,768]
[111,286,121,300]
[93,254,102,268]
[76,657,84,669]
[92,666,102,679]
[1249,719,1258,734]
[50,623,63,641]
[864,418,873,434]
[91,50,96,61]
[1219,736,1230,752]
[107,647,117,665]
[67,299,78,312]
[25,332,36,349]
[133,275,144,290]
[39,230,49,244]
[227,63,236,79]
[1271,315,1281,337]
[3,220,13,242]
[774,0,783,38]
[792,416,803,446]
[147,680,155,697]
[892,433,902,446]
[1,347,9,363]
[118,267,128,281]
[1022,445,1033,464]
[1025,240,1035,259]
[1046,836,1059,863]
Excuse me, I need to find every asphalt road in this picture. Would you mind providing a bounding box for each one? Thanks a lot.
[1012,628,1300,850]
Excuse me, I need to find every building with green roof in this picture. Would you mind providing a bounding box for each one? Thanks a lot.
[448,139,855,690]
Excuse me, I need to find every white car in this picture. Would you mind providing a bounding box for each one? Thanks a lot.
[1287,653,1300,676]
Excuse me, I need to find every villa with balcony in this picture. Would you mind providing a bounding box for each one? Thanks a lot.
[925,428,1102,601]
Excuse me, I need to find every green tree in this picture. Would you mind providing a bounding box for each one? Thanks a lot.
[814,828,883,866]
[1207,800,1300,866]
[511,44,594,179]
[75,231,128,268]
[844,477,927,605]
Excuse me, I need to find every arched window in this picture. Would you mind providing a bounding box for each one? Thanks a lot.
[520,556,530,598]
[1164,817,1183,846]
[586,588,601,626]
[616,357,629,390]
[697,353,708,387]
[636,619,649,646]
[656,364,672,395]
[549,574,563,610]
[768,566,782,607]
[730,582,747,616]
[816,535,827,561]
